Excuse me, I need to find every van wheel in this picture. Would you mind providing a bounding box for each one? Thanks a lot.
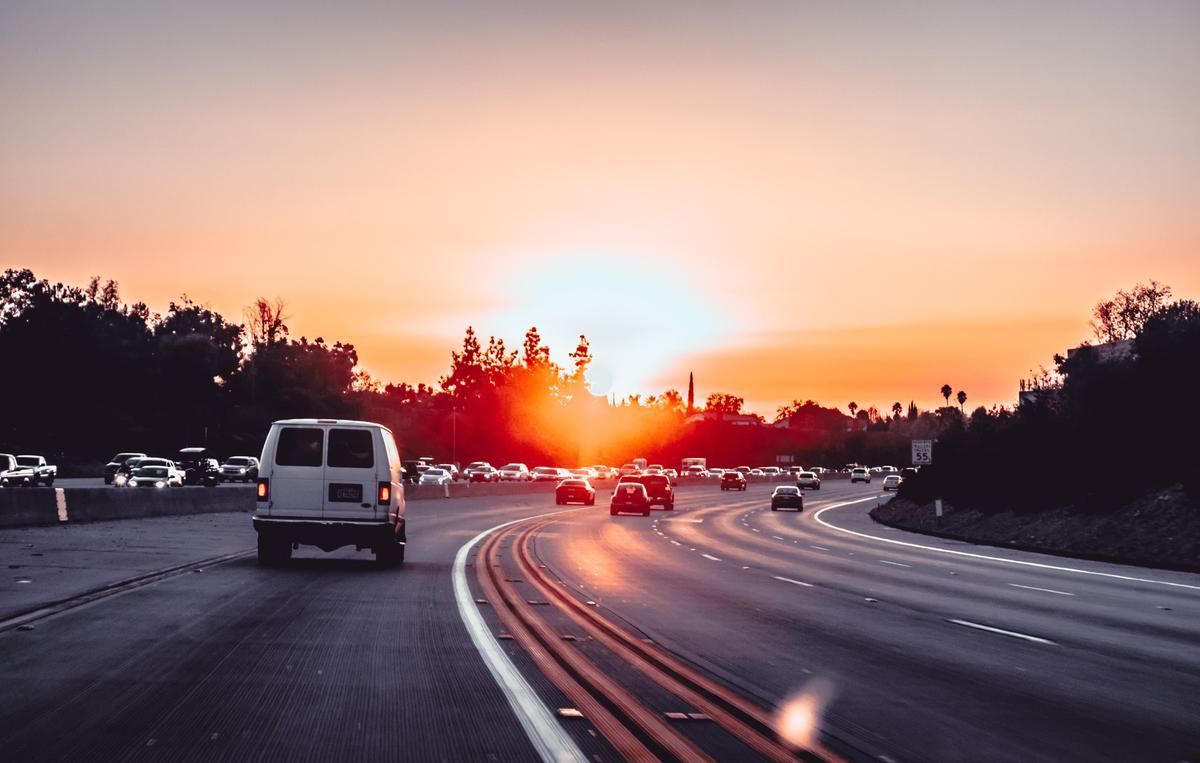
[257,536,290,566]
[375,541,403,568]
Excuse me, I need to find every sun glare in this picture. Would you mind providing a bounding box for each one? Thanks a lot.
[491,251,728,399]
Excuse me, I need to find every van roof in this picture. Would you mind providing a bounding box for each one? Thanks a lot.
[272,418,389,429]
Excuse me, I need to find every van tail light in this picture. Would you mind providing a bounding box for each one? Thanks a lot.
[257,478,269,501]
[664,484,672,491]
[378,482,391,505]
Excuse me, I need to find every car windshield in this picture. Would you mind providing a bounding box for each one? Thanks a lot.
[225,457,250,466]
[501,464,524,471]
[135,467,168,477]
[423,469,447,477]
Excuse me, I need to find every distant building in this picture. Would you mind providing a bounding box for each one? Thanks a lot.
[685,411,762,427]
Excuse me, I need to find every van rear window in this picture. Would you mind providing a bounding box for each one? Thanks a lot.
[328,428,374,468]
[277,427,324,467]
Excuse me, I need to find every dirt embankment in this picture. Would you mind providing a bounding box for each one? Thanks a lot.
[871,484,1200,572]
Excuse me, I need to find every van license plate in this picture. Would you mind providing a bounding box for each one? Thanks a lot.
[328,483,363,502]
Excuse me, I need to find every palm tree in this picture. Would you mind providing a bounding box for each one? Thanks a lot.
[940,384,952,407]
[956,390,967,411]
[891,401,902,419]
[848,401,858,418]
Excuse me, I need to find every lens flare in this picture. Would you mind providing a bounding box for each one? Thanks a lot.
[775,676,836,751]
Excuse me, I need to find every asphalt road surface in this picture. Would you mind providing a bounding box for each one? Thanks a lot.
[1,481,1197,761]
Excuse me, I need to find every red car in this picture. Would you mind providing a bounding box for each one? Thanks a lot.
[556,478,596,506]
[720,472,747,491]
[610,482,651,516]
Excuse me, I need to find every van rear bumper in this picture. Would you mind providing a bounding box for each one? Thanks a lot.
[253,516,403,552]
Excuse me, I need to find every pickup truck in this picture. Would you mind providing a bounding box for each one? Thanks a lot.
[1,454,56,487]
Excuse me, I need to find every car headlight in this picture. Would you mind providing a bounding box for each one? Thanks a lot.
[155,480,165,488]
[239,468,246,474]
[128,479,138,486]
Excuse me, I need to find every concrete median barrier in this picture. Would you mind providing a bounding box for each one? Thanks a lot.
[0,486,255,528]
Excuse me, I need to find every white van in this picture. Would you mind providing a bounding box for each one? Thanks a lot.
[252,419,405,566]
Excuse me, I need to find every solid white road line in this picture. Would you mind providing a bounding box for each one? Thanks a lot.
[670,540,683,546]
[454,513,587,763]
[813,499,1200,592]
[947,619,1056,645]
[810,545,829,551]
[1009,583,1075,596]
[773,575,814,587]
[772,535,785,541]
[879,560,912,568]
[701,553,722,562]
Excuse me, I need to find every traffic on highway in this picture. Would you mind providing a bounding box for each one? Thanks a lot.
[3,425,1198,762]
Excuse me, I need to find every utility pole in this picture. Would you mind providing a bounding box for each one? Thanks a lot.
[451,407,458,466]
[687,372,695,416]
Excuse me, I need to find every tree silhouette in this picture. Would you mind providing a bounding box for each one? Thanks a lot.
[940,384,952,407]
[891,401,902,419]
[705,393,744,415]
[956,390,967,411]
[848,401,858,418]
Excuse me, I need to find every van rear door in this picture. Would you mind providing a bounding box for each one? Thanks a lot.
[270,426,325,518]
[322,426,379,520]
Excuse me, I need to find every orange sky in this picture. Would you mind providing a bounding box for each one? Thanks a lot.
[3,3,1198,415]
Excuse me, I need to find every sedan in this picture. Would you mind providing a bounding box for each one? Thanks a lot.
[418,468,453,486]
[610,482,651,517]
[771,485,804,511]
[556,478,596,506]
[720,472,747,491]
[467,465,499,482]
[128,466,172,489]
[882,474,903,491]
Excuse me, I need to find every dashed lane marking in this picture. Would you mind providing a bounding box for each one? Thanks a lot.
[947,619,1056,646]
[1009,583,1075,596]
[772,576,814,588]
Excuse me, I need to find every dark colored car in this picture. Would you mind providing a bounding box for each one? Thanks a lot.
[104,452,147,484]
[771,485,804,511]
[176,448,220,486]
[610,482,651,516]
[900,467,919,480]
[556,478,596,506]
[632,473,674,510]
[721,472,747,491]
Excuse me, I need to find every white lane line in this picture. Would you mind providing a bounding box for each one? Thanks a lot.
[1010,583,1075,596]
[773,576,814,587]
[810,545,829,551]
[670,540,683,546]
[947,619,1056,645]
[772,535,785,541]
[751,528,761,533]
[701,553,722,562]
[453,513,588,763]
[879,560,912,568]
[813,499,1200,592]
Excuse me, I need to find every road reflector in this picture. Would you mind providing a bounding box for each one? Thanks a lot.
[665,712,689,720]
[498,633,514,640]
[557,708,584,718]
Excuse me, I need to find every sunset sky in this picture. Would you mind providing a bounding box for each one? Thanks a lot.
[3,2,1198,415]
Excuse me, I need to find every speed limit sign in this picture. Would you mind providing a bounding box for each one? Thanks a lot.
[911,440,933,465]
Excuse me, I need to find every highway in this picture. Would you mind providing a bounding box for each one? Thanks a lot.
[2,481,1197,761]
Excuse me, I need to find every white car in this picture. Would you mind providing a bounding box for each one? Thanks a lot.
[851,467,871,484]
[498,463,531,481]
[797,471,821,490]
[531,466,568,482]
[419,468,453,486]
[252,418,405,566]
[435,463,461,481]
[708,468,725,477]
[571,467,599,480]
[882,474,902,491]
[130,457,184,486]
[682,466,708,478]
[590,465,615,479]
[619,463,641,477]
[749,468,766,476]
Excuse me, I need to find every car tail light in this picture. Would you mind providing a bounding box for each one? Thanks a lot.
[378,482,391,505]
[664,484,672,491]
[256,478,269,501]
